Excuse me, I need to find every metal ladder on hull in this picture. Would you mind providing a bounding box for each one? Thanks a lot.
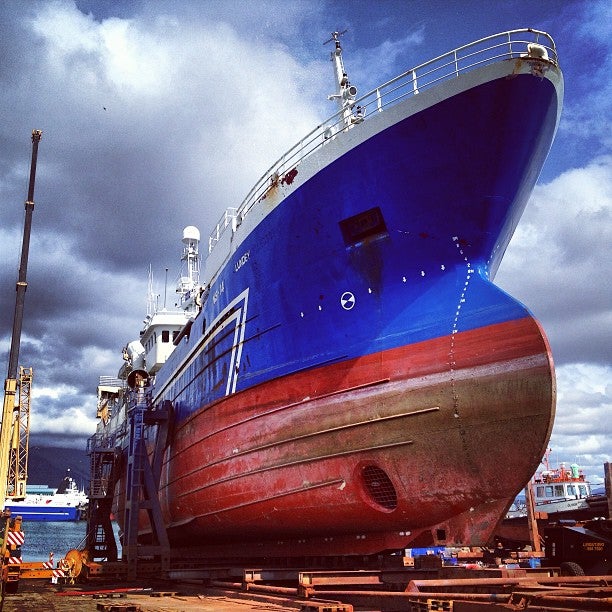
[86,432,120,562]
[123,382,171,580]
[86,387,171,579]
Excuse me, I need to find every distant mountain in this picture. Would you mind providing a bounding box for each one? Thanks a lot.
[27,446,89,488]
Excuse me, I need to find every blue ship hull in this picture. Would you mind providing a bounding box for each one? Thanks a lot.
[4,504,82,522]
[158,69,561,423]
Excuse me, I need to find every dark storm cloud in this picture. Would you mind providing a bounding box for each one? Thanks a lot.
[0,1,323,276]
[0,0,323,444]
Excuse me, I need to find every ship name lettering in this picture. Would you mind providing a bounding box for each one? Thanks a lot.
[234,250,250,272]
[212,280,225,304]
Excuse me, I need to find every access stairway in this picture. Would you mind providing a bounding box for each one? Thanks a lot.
[85,379,171,580]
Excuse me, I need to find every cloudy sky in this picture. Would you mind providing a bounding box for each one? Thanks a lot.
[1,0,610,484]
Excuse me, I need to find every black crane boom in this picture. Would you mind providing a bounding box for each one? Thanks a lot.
[6,130,42,381]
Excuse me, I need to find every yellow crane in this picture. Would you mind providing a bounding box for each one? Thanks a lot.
[0,130,42,597]
[7,367,32,502]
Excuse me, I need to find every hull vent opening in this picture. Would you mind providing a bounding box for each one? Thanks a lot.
[362,465,398,511]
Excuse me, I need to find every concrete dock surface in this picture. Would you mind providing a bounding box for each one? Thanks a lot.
[2,581,302,611]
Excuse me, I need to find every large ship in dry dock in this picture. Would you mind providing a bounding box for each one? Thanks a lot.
[92,29,563,560]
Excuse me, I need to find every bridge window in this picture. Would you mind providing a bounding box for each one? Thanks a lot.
[554,485,564,496]
[578,485,587,497]
[567,485,576,495]
[545,486,554,497]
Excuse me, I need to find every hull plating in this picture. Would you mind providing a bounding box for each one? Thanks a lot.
[106,53,562,555]
[120,314,555,553]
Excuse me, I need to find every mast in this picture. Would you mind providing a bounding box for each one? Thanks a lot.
[325,31,361,127]
[146,264,155,317]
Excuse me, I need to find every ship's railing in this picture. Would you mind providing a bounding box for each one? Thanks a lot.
[98,375,125,389]
[208,207,238,253]
[209,29,558,254]
[86,430,117,453]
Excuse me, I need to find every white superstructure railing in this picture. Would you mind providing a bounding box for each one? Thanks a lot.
[208,29,558,254]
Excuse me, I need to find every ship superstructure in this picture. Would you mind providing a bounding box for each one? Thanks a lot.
[119,226,202,380]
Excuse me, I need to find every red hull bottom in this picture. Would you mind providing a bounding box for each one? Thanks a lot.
[120,316,555,557]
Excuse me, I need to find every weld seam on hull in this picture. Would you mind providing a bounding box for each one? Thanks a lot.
[168,377,392,457]
[193,405,436,471]
[176,439,415,499]
[169,404,434,486]
[227,405,438,460]
[166,353,549,489]
[177,352,549,451]
[374,353,551,397]
[193,478,347,519]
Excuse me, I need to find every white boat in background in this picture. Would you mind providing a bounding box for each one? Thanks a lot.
[531,463,592,515]
[507,451,594,519]
[4,469,88,522]
[497,451,608,544]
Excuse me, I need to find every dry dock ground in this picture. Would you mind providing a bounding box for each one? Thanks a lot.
[2,580,301,611]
